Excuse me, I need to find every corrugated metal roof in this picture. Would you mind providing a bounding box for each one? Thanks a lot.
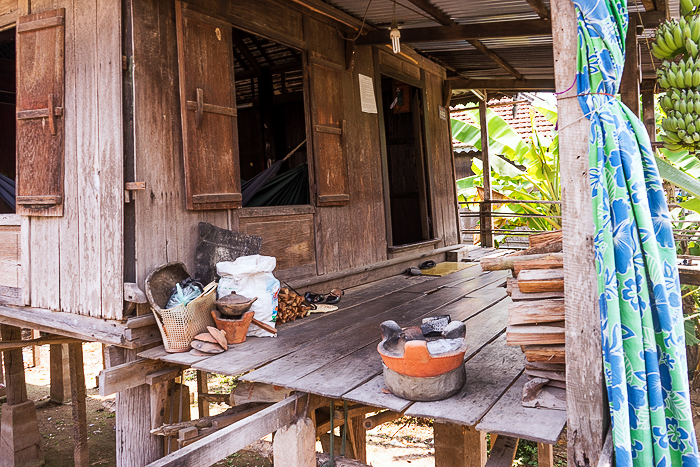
[324,0,671,83]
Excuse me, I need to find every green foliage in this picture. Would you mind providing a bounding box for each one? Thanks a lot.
[452,99,561,238]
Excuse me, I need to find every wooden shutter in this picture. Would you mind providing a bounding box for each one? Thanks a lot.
[15,9,65,216]
[175,2,241,210]
[309,57,349,206]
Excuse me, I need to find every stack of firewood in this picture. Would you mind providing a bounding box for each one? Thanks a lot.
[480,230,566,410]
[277,288,311,324]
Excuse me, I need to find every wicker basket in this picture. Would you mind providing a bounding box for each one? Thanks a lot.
[145,262,217,353]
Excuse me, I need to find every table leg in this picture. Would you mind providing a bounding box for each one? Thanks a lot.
[434,422,487,467]
[537,442,553,467]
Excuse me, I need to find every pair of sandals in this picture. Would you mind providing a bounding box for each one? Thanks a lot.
[304,287,344,305]
[405,260,436,276]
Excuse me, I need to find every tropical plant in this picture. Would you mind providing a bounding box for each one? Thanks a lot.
[451,98,561,238]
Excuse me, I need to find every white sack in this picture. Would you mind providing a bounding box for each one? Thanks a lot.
[217,255,279,337]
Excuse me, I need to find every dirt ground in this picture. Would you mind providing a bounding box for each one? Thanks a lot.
[14,342,699,466]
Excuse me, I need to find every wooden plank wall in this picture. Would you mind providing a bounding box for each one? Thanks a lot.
[129,0,458,288]
[4,0,124,319]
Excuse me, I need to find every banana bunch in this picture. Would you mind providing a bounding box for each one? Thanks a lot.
[656,57,700,89]
[661,109,700,151]
[682,0,700,17]
[652,16,700,59]
[660,88,700,114]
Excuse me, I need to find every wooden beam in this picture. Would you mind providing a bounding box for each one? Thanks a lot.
[434,423,487,467]
[0,335,83,351]
[551,0,606,466]
[449,78,555,91]
[99,358,175,396]
[287,0,376,32]
[51,344,72,404]
[538,443,554,467]
[525,0,550,19]
[197,371,210,418]
[640,0,657,12]
[484,436,518,467]
[68,343,88,467]
[0,303,136,347]
[356,20,552,45]
[145,393,316,467]
[479,98,494,248]
[620,17,640,116]
[404,0,453,25]
[467,40,523,79]
[642,90,656,142]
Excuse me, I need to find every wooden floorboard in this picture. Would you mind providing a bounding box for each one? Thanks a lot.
[476,373,567,445]
[404,334,524,426]
[137,345,210,366]
[242,285,482,388]
[244,274,505,397]
[396,263,481,293]
[333,291,510,407]
[194,290,424,376]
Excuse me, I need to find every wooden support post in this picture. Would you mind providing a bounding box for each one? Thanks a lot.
[50,343,72,403]
[116,349,163,467]
[197,371,209,418]
[478,97,494,248]
[551,0,607,465]
[620,17,640,116]
[484,436,518,466]
[0,324,43,467]
[30,330,40,367]
[69,343,88,467]
[346,416,367,463]
[273,417,317,467]
[537,443,554,467]
[434,422,487,467]
[642,90,656,142]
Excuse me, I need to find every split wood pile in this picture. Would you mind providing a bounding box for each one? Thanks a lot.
[481,230,566,410]
[277,288,312,324]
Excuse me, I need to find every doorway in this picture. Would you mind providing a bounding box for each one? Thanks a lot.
[0,28,15,214]
[381,76,432,246]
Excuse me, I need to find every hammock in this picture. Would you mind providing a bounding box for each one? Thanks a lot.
[574,0,700,464]
[0,173,14,211]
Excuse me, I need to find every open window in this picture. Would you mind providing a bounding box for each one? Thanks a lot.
[380,76,433,246]
[232,28,310,207]
[175,2,310,210]
[0,29,15,214]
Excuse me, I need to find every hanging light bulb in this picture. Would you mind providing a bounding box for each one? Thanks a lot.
[390,19,401,54]
[390,0,400,54]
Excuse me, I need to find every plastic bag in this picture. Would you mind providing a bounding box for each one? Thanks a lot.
[217,255,280,337]
[166,280,203,309]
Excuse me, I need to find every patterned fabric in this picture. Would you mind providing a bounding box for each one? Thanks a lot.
[574,0,700,465]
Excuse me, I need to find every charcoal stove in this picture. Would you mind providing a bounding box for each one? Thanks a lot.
[377,317,467,401]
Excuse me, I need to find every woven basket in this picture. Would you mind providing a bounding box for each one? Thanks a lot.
[145,262,217,353]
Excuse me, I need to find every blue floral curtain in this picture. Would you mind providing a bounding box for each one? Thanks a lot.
[574,0,700,465]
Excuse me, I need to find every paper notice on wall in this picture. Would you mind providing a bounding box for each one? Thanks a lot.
[358,74,377,114]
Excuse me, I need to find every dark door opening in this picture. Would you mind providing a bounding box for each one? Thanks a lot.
[0,29,15,214]
[232,27,309,207]
[381,76,432,246]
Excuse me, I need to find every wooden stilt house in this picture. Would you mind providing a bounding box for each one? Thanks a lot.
[0,0,670,465]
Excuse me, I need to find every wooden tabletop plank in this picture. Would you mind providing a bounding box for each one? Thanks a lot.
[476,373,567,445]
[137,345,211,366]
[397,263,482,294]
[193,290,424,376]
[241,281,494,387]
[317,294,510,406]
[342,374,415,413]
[404,333,524,426]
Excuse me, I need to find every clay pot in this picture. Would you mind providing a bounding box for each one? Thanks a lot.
[216,293,257,318]
[377,339,467,378]
[211,309,254,344]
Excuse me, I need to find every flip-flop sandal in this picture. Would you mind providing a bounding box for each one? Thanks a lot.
[304,292,325,303]
[419,260,436,269]
[405,266,422,276]
[325,288,344,304]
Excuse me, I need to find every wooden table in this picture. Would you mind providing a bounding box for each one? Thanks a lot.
[139,262,566,463]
